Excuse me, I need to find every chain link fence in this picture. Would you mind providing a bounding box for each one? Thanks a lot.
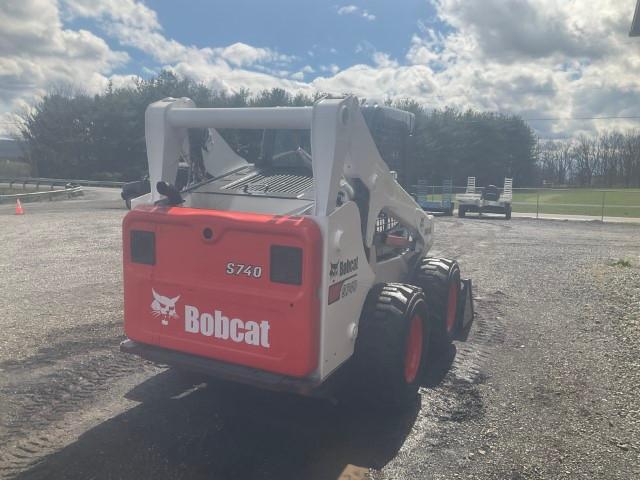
[411,185,640,220]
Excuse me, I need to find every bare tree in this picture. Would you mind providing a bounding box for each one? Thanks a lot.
[621,131,640,187]
[575,135,597,186]
[556,142,573,185]
[537,140,574,186]
[538,130,640,187]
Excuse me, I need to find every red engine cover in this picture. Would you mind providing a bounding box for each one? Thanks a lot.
[123,205,322,378]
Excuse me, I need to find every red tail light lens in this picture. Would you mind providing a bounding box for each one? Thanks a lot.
[130,230,155,265]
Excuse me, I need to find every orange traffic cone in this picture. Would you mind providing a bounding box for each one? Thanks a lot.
[15,199,24,215]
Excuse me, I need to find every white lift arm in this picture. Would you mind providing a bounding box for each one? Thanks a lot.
[311,96,432,250]
[144,96,432,250]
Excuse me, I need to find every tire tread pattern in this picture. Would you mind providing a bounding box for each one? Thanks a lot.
[414,257,460,346]
[350,283,426,408]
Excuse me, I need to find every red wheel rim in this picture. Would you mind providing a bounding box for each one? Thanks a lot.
[404,314,424,383]
[446,281,459,333]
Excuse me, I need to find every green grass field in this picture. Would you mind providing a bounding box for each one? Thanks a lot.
[512,189,640,218]
[417,188,640,218]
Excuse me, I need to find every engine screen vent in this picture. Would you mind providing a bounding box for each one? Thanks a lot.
[222,168,313,195]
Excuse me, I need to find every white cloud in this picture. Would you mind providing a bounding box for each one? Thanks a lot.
[318,64,341,75]
[435,0,615,63]
[337,5,358,15]
[0,0,308,135]
[372,52,398,69]
[214,43,292,67]
[290,65,316,81]
[64,0,292,68]
[318,0,640,138]
[0,0,131,134]
[64,0,161,30]
[2,0,640,140]
[422,0,640,137]
[406,34,440,65]
[336,5,376,21]
[312,64,436,99]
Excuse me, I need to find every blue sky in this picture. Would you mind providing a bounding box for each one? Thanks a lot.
[1,0,640,138]
[65,0,441,80]
[147,0,437,76]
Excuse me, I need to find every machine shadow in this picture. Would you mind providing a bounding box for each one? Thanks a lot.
[15,366,432,480]
[423,343,457,388]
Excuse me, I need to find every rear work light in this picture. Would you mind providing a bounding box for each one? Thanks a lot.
[130,230,155,265]
[270,245,302,285]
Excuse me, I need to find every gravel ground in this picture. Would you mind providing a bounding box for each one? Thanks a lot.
[0,195,639,479]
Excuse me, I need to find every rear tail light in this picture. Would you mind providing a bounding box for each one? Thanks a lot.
[270,245,302,285]
[130,230,155,265]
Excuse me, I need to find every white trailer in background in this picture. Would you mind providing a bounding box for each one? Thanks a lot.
[456,177,513,219]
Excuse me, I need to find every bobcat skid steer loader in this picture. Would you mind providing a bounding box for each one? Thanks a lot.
[121,96,474,407]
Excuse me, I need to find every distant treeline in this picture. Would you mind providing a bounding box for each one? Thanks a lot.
[13,70,584,187]
[538,133,640,188]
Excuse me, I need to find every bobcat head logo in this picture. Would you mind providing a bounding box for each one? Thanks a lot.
[329,261,339,278]
[151,289,180,326]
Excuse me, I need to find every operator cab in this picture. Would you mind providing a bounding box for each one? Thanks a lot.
[360,106,417,259]
[183,127,314,216]
[258,129,312,172]
[179,105,415,218]
[360,105,415,189]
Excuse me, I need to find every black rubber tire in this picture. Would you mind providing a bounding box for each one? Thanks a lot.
[505,206,512,220]
[350,283,430,409]
[458,207,466,218]
[413,258,461,349]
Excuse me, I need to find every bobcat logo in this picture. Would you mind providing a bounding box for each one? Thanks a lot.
[329,257,358,280]
[329,261,339,278]
[151,289,180,326]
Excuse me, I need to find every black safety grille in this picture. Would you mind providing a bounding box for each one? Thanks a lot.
[375,212,399,233]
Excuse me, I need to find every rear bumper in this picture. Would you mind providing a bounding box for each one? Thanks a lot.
[120,339,324,395]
